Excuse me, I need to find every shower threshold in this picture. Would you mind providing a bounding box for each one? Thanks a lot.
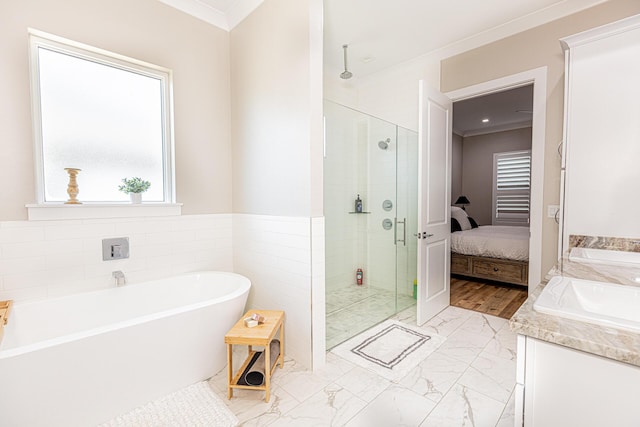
[325,284,415,350]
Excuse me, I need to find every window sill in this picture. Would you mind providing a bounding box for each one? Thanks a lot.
[26,203,182,221]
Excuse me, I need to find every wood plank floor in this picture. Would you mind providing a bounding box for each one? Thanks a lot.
[450,276,528,319]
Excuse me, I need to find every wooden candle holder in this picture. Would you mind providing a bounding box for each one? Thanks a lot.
[64,168,82,204]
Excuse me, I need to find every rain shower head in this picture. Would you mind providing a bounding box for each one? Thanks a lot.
[340,44,353,79]
[378,138,391,150]
[340,70,353,79]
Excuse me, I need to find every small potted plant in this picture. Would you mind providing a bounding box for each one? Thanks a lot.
[118,177,151,204]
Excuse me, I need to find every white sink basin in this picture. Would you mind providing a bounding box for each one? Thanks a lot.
[534,276,640,332]
[569,247,640,267]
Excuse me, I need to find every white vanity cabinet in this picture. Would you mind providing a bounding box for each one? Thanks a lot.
[559,14,640,255]
[517,13,640,426]
[515,335,640,427]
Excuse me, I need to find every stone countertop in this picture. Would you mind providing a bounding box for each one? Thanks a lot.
[509,257,640,367]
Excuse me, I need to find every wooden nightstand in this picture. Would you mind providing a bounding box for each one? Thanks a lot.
[224,310,284,403]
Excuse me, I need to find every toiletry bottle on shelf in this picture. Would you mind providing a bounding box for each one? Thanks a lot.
[355,194,363,213]
[356,268,363,285]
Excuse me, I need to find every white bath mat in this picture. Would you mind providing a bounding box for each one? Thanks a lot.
[331,319,443,382]
[101,381,238,427]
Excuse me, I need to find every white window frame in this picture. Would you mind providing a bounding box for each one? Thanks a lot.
[27,29,178,219]
[492,149,531,226]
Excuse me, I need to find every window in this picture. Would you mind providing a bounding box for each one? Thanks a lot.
[492,150,531,226]
[29,30,174,204]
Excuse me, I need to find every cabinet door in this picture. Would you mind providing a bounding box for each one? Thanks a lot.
[561,17,640,251]
[523,338,640,426]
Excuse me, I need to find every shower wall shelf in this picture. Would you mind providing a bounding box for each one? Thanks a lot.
[348,211,371,214]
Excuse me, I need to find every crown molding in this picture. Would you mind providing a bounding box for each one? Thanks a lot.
[226,0,264,29]
[157,0,263,31]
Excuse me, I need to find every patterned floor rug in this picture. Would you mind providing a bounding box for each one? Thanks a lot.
[101,381,238,427]
[331,319,443,382]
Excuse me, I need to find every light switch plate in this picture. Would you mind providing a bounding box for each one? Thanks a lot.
[102,237,129,261]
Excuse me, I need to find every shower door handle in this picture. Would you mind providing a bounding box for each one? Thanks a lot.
[395,218,406,246]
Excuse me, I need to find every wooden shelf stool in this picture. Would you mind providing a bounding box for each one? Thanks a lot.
[224,310,284,403]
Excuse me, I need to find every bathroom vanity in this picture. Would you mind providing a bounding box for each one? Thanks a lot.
[509,13,640,426]
[514,334,640,426]
[510,259,640,427]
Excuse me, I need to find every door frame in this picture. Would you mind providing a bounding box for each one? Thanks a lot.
[445,67,547,292]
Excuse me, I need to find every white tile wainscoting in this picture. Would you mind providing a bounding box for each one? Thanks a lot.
[0,213,323,370]
[0,214,233,302]
[233,214,325,369]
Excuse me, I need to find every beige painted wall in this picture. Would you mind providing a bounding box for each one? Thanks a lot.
[461,128,532,225]
[230,0,323,217]
[0,0,231,221]
[441,0,640,278]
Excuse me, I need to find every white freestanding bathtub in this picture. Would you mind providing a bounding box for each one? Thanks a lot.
[0,271,250,427]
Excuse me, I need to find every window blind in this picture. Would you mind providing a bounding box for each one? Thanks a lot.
[493,150,531,225]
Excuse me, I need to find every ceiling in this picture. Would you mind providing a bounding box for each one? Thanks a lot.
[161,0,605,76]
[324,0,605,78]
[160,0,604,133]
[453,85,534,137]
[322,0,602,134]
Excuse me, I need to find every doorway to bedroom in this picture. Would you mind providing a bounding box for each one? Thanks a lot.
[448,84,533,318]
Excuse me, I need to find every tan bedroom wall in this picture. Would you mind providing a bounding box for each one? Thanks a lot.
[441,0,640,280]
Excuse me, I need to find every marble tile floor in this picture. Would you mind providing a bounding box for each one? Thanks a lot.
[209,305,517,426]
[326,284,416,349]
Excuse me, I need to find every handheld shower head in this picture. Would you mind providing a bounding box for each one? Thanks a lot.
[378,138,390,150]
[340,44,352,80]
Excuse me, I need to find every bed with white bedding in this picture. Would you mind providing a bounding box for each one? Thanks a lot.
[450,225,530,286]
[451,225,529,261]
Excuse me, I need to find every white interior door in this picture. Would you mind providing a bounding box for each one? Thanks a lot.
[417,81,452,325]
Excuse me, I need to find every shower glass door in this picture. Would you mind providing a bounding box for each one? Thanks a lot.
[396,126,419,313]
[324,100,417,349]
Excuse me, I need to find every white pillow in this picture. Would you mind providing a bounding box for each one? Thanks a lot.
[451,206,472,231]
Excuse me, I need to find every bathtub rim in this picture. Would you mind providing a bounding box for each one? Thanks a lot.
[0,270,250,359]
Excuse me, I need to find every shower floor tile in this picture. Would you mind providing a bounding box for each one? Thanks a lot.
[326,285,416,350]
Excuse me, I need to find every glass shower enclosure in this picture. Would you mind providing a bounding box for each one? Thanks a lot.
[324,100,418,349]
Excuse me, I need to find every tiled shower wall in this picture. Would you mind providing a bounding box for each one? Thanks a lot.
[323,101,361,291]
[366,117,398,293]
[0,214,233,302]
